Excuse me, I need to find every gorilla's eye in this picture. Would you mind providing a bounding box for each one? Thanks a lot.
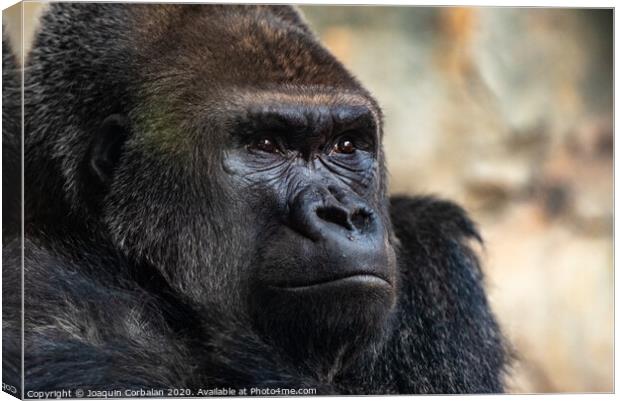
[250,138,279,153]
[333,137,356,154]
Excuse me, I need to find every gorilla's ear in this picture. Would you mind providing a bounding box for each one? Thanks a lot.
[90,114,130,185]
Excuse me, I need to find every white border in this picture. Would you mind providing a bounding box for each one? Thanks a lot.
[0,1,615,401]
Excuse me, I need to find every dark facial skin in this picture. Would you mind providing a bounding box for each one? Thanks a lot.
[221,95,398,363]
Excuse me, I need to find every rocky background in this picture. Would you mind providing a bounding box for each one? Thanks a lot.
[4,3,613,393]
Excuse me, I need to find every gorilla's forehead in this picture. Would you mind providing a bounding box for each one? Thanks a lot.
[130,4,365,94]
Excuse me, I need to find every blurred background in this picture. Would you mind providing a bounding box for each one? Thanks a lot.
[4,3,613,394]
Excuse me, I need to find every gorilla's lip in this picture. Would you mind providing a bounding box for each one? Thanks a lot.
[272,273,392,291]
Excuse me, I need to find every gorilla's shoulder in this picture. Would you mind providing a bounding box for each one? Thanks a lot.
[390,195,481,244]
[4,237,203,390]
[382,196,508,394]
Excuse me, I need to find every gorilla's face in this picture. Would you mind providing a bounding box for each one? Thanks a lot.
[96,5,397,365]
[102,92,397,364]
[223,92,398,359]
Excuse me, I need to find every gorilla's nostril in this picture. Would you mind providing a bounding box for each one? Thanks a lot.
[351,208,373,231]
[316,206,353,231]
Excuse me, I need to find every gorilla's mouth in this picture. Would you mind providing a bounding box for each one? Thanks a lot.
[272,273,392,291]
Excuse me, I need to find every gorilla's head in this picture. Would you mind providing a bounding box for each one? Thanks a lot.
[28,4,397,366]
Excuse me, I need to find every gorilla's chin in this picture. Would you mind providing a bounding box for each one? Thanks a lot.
[249,252,397,367]
[252,289,395,368]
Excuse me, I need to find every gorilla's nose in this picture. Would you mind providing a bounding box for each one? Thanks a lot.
[315,203,373,232]
[289,186,377,241]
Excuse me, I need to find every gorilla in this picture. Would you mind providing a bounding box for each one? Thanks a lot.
[2,3,509,396]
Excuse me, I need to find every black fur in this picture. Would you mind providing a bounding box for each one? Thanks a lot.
[2,34,23,399]
[2,34,20,241]
[2,4,509,395]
